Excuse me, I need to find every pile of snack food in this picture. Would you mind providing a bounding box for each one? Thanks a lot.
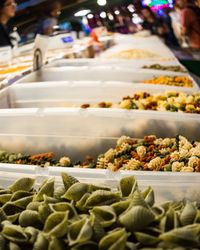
[143,76,193,87]
[80,91,200,114]
[107,49,160,59]
[0,173,199,250]
[142,64,187,73]
[0,135,200,172]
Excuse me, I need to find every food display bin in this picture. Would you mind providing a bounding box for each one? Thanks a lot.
[45,58,184,70]
[99,40,177,61]
[0,108,199,161]
[0,163,199,203]
[15,67,199,91]
[0,81,197,109]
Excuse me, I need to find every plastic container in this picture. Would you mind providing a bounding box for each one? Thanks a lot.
[0,81,197,109]
[0,164,199,203]
[15,68,199,91]
[0,108,199,161]
[45,58,184,70]
[99,39,177,61]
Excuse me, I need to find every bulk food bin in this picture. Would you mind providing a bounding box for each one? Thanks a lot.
[99,40,177,60]
[15,68,199,91]
[0,161,200,203]
[45,58,184,71]
[0,108,199,160]
[0,81,197,109]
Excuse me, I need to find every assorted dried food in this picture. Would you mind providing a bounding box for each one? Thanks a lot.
[0,173,200,249]
[107,49,160,59]
[0,151,72,168]
[81,91,200,114]
[143,76,193,87]
[142,64,187,73]
[91,135,200,172]
[0,135,200,172]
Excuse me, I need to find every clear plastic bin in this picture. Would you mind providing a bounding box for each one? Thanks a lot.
[46,58,184,70]
[99,40,177,60]
[0,164,199,203]
[15,68,199,91]
[0,108,199,161]
[0,81,197,109]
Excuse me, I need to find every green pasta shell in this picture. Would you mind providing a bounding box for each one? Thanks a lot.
[159,224,200,247]
[50,202,77,219]
[2,202,21,216]
[12,195,34,209]
[68,217,93,246]
[0,194,12,205]
[43,195,58,204]
[119,176,138,197]
[160,207,179,232]
[70,241,98,250]
[180,201,197,226]
[33,232,49,250]
[24,226,39,244]
[111,200,131,216]
[61,172,79,191]
[142,187,155,207]
[33,178,54,202]
[26,201,41,211]
[54,186,66,200]
[19,210,42,228]
[119,206,155,232]
[88,184,111,192]
[8,242,21,250]
[99,228,128,250]
[62,183,90,202]
[90,206,116,227]
[11,191,34,201]
[44,211,69,237]
[90,213,105,241]
[2,224,28,243]
[76,193,91,212]
[9,178,35,193]
[38,204,53,223]
[152,206,165,221]
[85,190,121,208]
[48,238,66,250]
[134,232,160,246]
[128,190,149,209]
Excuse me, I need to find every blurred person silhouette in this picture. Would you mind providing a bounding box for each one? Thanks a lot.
[0,0,17,47]
[169,1,182,43]
[36,1,62,36]
[176,0,200,49]
[140,6,178,46]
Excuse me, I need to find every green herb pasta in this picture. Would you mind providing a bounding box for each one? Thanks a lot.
[0,173,200,249]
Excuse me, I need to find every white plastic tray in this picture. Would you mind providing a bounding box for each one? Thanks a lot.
[0,81,197,109]
[15,68,199,91]
[0,108,199,161]
[46,58,184,70]
[99,39,177,61]
[0,164,199,203]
